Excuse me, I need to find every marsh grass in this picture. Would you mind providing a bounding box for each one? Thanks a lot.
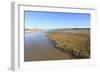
[47,29,90,59]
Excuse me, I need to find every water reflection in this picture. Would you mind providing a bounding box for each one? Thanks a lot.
[24,32,75,61]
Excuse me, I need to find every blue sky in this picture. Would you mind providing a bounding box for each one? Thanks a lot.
[24,11,90,29]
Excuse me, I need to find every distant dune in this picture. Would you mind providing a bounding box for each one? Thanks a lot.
[25,28,45,33]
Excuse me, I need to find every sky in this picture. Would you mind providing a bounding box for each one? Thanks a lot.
[24,11,90,29]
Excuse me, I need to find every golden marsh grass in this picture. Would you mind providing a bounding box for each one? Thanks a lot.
[47,29,90,58]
